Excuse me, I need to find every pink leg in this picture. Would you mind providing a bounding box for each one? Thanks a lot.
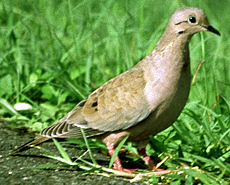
[138,148,166,172]
[106,144,137,172]
[138,148,157,170]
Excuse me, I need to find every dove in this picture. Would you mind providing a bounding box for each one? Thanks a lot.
[12,7,220,172]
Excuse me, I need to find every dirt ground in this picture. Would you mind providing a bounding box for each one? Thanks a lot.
[0,122,146,185]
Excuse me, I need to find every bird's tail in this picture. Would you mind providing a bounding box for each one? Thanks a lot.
[10,135,50,154]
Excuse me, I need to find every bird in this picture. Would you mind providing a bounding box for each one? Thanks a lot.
[12,7,220,172]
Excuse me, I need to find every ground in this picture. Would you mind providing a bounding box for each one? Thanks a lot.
[0,122,146,185]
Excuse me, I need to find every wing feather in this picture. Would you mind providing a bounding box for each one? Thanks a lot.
[40,67,151,139]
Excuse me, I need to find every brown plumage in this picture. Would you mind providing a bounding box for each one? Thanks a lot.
[12,7,220,172]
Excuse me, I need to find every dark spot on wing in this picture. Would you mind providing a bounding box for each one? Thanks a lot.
[92,101,98,107]
[78,100,86,107]
[94,108,98,111]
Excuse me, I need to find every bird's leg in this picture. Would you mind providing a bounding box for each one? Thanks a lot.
[138,148,167,172]
[106,143,137,172]
[138,148,157,170]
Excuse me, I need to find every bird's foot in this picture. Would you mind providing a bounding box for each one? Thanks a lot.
[113,156,138,172]
[107,143,138,172]
[138,148,166,172]
[107,144,167,172]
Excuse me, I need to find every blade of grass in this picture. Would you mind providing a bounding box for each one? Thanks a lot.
[0,98,20,116]
[43,153,75,165]
[109,136,129,169]
[182,168,217,185]
[80,128,97,165]
[52,138,72,163]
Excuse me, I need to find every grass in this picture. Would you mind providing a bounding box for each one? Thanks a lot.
[0,0,230,184]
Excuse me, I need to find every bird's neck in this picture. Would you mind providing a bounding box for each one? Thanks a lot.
[153,30,192,68]
[155,29,192,55]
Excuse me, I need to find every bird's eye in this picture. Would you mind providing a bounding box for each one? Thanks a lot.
[188,15,197,24]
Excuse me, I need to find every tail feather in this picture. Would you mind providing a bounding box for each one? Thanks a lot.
[10,135,51,154]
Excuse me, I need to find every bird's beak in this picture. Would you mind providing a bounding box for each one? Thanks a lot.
[203,25,220,36]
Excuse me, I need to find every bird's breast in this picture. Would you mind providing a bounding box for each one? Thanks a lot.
[135,60,191,137]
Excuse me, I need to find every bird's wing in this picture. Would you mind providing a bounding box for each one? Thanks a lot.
[40,67,151,138]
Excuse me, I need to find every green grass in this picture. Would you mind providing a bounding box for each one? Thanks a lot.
[0,0,230,184]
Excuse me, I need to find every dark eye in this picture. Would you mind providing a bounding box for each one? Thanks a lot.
[188,15,197,24]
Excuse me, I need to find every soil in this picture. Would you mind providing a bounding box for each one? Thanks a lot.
[0,122,146,185]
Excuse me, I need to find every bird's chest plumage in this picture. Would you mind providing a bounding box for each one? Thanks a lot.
[128,55,191,142]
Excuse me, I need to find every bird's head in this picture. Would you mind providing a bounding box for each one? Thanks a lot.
[169,7,220,37]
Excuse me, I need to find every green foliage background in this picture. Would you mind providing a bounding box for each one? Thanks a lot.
[0,0,229,184]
